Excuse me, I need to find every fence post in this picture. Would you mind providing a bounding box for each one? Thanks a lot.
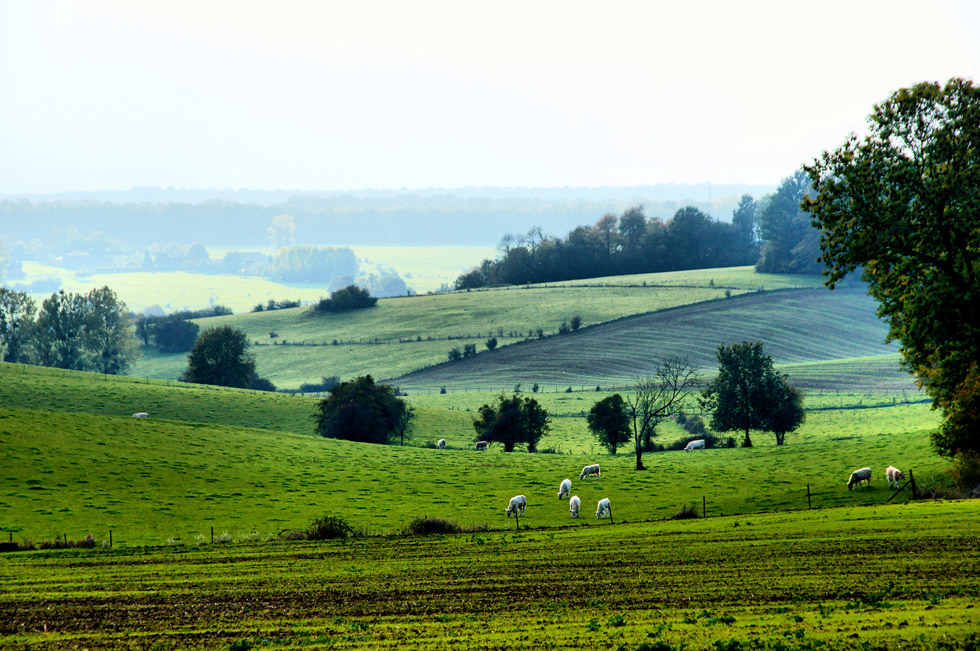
[703,495,707,518]
[109,529,112,548]
[909,469,919,500]
[807,484,812,509]
[211,526,214,544]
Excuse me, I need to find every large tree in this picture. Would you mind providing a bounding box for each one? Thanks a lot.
[587,394,632,454]
[84,286,138,375]
[755,170,822,274]
[473,393,551,452]
[700,341,804,447]
[625,357,701,470]
[33,290,88,370]
[182,325,255,388]
[803,78,980,458]
[0,288,36,363]
[315,375,412,444]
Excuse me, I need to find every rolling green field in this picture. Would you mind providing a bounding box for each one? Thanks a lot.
[2,502,978,650]
[126,267,879,390]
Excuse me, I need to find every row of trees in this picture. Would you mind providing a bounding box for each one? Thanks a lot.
[0,287,138,374]
[456,203,759,288]
[312,342,805,462]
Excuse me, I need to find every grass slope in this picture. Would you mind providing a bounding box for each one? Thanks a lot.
[393,287,908,390]
[128,267,823,389]
[2,502,978,650]
[0,394,946,545]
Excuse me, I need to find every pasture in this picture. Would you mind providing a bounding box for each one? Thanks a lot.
[124,266,876,390]
[1,501,978,650]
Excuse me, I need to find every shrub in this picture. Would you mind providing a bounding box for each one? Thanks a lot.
[448,347,462,361]
[558,321,571,334]
[440,386,447,394]
[571,315,582,330]
[532,383,539,393]
[485,336,498,351]
[950,451,980,495]
[307,514,354,540]
[463,343,477,358]
[671,504,700,520]
[404,516,462,536]
[313,285,377,313]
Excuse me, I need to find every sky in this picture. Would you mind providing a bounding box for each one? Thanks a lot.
[1,0,978,194]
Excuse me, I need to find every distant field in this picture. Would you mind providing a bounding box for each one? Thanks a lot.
[3,502,978,650]
[394,287,906,390]
[124,267,877,390]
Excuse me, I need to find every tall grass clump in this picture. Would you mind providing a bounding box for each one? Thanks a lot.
[306,514,354,540]
[404,516,462,536]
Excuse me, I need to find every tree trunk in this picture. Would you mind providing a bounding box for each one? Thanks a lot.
[743,428,753,448]
[635,447,646,470]
[776,432,785,446]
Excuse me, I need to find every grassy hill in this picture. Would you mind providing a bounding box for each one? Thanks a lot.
[393,287,909,391]
[128,267,825,389]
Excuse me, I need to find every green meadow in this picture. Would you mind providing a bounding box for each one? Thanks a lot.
[2,502,978,650]
[125,266,879,390]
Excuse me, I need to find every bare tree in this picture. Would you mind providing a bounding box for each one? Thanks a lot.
[625,357,701,470]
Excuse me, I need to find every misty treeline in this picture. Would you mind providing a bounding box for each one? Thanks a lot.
[0,286,138,374]
[0,185,768,247]
[455,171,821,288]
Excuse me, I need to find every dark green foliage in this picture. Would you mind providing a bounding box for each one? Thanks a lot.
[294,376,340,394]
[473,393,551,452]
[700,342,805,447]
[455,204,760,289]
[249,374,277,392]
[152,316,200,353]
[182,325,256,388]
[587,394,632,454]
[485,336,498,351]
[804,78,980,459]
[570,315,582,331]
[671,504,700,520]
[559,321,571,334]
[306,514,353,540]
[0,288,36,363]
[448,347,462,361]
[33,290,88,369]
[755,170,822,274]
[84,286,138,375]
[314,375,412,445]
[313,285,377,313]
[404,516,462,536]
[463,343,477,358]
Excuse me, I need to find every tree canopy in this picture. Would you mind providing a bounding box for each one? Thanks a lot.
[182,325,255,388]
[473,393,551,452]
[587,393,632,454]
[313,284,377,313]
[314,375,412,444]
[755,170,822,274]
[803,78,980,458]
[700,341,805,447]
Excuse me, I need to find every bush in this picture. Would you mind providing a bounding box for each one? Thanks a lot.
[313,285,377,313]
[950,451,980,495]
[307,514,354,540]
[485,337,498,351]
[404,516,462,536]
[448,347,462,361]
[671,504,700,520]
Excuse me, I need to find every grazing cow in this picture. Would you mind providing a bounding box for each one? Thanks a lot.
[557,478,571,499]
[596,497,612,519]
[684,439,706,452]
[475,441,488,451]
[569,495,581,518]
[132,412,149,419]
[506,494,527,518]
[437,439,446,450]
[847,467,872,490]
[580,464,601,480]
[886,465,906,489]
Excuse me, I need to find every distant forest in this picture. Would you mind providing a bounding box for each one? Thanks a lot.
[456,171,822,287]
[0,184,772,247]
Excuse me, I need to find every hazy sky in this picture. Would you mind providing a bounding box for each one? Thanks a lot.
[2,0,978,194]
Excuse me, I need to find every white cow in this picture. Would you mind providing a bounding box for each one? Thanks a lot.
[557,478,571,499]
[475,441,488,451]
[684,439,706,452]
[437,439,446,450]
[506,494,527,518]
[885,465,906,488]
[580,464,601,480]
[132,412,149,419]
[569,495,581,518]
[847,467,872,490]
[596,497,612,519]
